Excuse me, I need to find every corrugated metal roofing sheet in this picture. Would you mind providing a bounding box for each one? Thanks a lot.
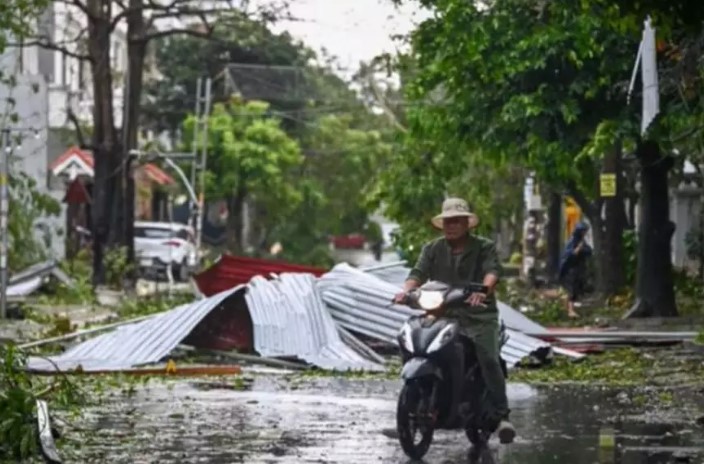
[8,277,43,297]
[318,263,555,368]
[27,272,382,373]
[194,254,327,296]
[27,287,241,372]
[361,261,411,287]
[8,260,75,297]
[245,273,383,371]
[359,261,584,361]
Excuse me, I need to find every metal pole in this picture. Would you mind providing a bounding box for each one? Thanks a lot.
[190,78,202,234]
[0,129,9,319]
[194,78,212,253]
[160,155,198,208]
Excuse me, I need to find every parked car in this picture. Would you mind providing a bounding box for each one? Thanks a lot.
[329,233,367,249]
[134,221,198,281]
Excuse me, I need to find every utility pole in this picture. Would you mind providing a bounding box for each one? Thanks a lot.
[190,77,212,253]
[189,78,201,213]
[0,129,8,319]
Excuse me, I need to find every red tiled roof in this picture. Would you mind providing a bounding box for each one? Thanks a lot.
[194,254,328,297]
[143,163,175,185]
[50,146,94,171]
[51,146,175,185]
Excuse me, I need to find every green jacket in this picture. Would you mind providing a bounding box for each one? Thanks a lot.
[407,234,503,318]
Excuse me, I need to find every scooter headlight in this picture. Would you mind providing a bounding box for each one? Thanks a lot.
[427,324,457,354]
[398,323,414,353]
[417,290,444,310]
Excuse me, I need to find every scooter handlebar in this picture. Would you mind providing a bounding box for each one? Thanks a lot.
[392,283,489,306]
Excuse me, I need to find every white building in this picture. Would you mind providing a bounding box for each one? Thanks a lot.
[0,1,130,259]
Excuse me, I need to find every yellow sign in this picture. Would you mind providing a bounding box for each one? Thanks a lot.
[600,173,616,197]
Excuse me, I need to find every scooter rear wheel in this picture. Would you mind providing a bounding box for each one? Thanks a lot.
[397,383,434,460]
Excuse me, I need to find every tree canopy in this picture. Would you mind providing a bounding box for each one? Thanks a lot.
[151,15,396,265]
[182,98,303,251]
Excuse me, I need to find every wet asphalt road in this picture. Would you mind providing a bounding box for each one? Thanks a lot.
[66,374,704,464]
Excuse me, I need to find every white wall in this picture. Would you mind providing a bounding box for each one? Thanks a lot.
[34,1,128,129]
[0,72,66,259]
[670,186,701,270]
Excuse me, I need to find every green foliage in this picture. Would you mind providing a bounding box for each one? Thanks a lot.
[0,346,38,461]
[0,344,83,461]
[623,229,638,286]
[2,0,62,272]
[152,13,396,264]
[183,97,304,253]
[103,246,135,290]
[512,348,649,385]
[672,269,704,316]
[268,114,393,263]
[0,0,48,52]
[404,0,642,193]
[143,12,359,136]
[29,250,96,306]
[117,294,194,319]
[511,346,704,386]
[186,98,303,200]
[8,171,61,272]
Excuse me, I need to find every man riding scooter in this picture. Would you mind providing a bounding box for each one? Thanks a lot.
[394,197,516,444]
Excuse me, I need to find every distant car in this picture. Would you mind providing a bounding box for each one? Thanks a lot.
[329,233,367,249]
[134,221,198,281]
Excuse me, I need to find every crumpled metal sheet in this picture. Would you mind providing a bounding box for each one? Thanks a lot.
[360,261,411,287]
[318,263,558,368]
[27,272,383,373]
[26,287,242,372]
[8,259,76,297]
[357,261,584,361]
[245,273,384,371]
[8,276,44,297]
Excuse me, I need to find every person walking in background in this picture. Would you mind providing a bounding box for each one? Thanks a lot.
[564,197,581,240]
[559,222,592,318]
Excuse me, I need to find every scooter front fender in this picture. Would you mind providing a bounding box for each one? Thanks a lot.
[401,357,443,381]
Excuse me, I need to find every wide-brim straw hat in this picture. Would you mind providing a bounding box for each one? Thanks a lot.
[431,197,480,230]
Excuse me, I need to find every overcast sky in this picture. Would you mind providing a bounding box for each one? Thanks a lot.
[252,0,429,78]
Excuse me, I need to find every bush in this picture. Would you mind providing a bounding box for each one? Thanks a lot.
[509,252,522,265]
[104,246,135,290]
[0,345,83,461]
[622,229,638,287]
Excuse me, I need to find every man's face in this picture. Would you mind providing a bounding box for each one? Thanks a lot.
[442,216,469,241]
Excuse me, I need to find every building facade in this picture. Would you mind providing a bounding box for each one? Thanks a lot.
[0,1,130,259]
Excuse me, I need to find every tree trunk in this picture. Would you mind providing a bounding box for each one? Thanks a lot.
[87,0,118,286]
[546,190,562,283]
[625,140,677,318]
[599,142,626,296]
[226,185,247,252]
[122,0,148,287]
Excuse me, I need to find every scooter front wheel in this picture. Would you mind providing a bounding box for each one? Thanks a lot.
[396,382,434,460]
[465,426,490,448]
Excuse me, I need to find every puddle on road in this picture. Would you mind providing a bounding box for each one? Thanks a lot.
[63,377,704,464]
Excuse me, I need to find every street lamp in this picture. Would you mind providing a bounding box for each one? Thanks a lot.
[128,148,202,249]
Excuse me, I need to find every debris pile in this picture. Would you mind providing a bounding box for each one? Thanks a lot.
[27,257,689,375]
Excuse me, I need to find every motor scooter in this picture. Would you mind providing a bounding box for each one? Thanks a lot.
[395,280,509,460]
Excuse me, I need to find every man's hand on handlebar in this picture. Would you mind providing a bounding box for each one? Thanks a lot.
[466,292,488,307]
[393,292,408,304]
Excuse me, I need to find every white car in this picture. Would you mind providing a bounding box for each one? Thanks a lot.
[134,221,198,281]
